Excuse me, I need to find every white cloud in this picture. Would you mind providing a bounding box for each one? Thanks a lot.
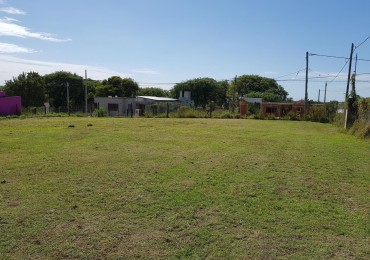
[0,7,26,15]
[0,42,35,53]
[2,16,18,22]
[0,17,71,42]
[0,55,129,84]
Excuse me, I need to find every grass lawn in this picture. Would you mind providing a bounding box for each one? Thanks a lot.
[0,117,369,259]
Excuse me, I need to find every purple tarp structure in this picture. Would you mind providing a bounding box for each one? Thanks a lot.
[0,91,22,116]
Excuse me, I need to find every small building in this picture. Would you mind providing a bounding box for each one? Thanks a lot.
[136,96,179,116]
[94,95,179,116]
[240,98,263,115]
[178,90,194,106]
[240,97,305,117]
[94,96,134,116]
[0,91,22,116]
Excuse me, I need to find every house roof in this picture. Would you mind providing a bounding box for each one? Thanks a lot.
[240,97,263,104]
[137,96,179,102]
[240,97,304,106]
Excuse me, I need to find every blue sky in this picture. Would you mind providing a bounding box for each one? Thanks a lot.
[0,0,369,101]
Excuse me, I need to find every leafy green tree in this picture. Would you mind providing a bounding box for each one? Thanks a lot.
[245,91,281,102]
[170,78,227,108]
[217,80,229,108]
[84,78,100,112]
[122,78,139,97]
[84,78,98,102]
[95,76,122,97]
[234,75,288,101]
[95,76,138,97]
[227,78,239,112]
[137,87,170,97]
[346,74,359,127]
[3,72,45,107]
[44,71,84,107]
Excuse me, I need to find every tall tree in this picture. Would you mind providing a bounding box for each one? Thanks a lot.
[137,87,170,97]
[122,78,139,97]
[44,71,84,107]
[227,77,239,112]
[170,78,227,108]
[95,76,138,97]
[3,72,45,107]
[234,75,288,101]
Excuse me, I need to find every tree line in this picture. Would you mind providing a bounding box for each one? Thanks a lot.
[0,71,289,109]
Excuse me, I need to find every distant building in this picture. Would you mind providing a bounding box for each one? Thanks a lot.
[240,97,305,117]
[0,91,22,116]
[178,90,194,106]
[94,96,179,116]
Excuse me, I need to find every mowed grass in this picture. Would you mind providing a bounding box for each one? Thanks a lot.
[0,117,369,259]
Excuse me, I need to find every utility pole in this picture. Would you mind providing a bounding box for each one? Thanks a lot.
[344,43,354,129]
[85,70,88,116]
[324,82,327,103]
[304,52,309,117]
[233,75,237,113]
[66,82,70,116]
[345,43,354,99]
[318,89,321,103]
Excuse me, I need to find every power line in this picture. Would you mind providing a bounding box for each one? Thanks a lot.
[327,59,349,85]
[270,58,306,80]
[309,53,370,62]
[276,79,370,83]
[274,68,306,79]
[309,53,349,60]
[355,36,370,50]
[308,69,347,79]
[310,76,346,79]
[137,73,368,86]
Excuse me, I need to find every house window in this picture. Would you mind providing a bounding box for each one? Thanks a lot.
[266,107,277,113]
[108,103,118,111]
[297,107,302,112]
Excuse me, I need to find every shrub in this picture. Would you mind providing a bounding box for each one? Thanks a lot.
[325,101,339,122]
[220,112,233,119]
[349,121,370,139]
[266,114,276,120]
[144,111,153,118]
[358,98,369,122]
[286,111,300,121]
[176,107,200,118]
[306,105,328,123]
[95,108,107,117]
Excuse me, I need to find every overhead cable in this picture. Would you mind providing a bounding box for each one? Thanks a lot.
[355,36,370,50]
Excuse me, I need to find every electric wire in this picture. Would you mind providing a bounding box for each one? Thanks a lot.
[309,53,370,62]
[274,68,306,80]
[327,59,349,85]
[355,36,370,50]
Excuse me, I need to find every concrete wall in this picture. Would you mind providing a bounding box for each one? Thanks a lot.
[94,97,136,116]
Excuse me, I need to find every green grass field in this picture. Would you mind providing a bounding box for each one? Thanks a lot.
[1,117,369,259]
